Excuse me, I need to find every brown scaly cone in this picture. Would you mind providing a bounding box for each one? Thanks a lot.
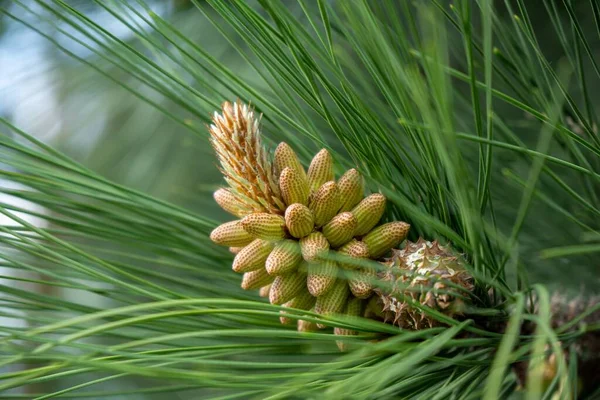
[208,100,410,339]
[372,238,475,330]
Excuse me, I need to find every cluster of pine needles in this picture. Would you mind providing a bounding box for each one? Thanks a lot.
[0,0,599,399]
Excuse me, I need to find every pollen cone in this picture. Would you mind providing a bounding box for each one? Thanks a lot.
[307,149,334,194]
[208,106,414,344]
[241,213,287,240]
[265,240,302,275]
[363,221,410,259]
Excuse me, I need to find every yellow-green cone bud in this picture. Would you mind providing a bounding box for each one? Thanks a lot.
[352,193,386,236]
[241,213,286,240]
[309,181,341,228]
[274,142,307,181]
[334,296,363,351]
[337,169,364,212]
[338,239,370,269]
[322,212,357,248]
[279,167,309,206]
[210,221,254,247]
[307,259,338,296]
[265,240,302,275]
[347,268,375,299]
[307,149,334,194]
[270,271,307,305]
[284,203,314,238]
[241,268,274,290]
[280,290,316,325]
[232,239,274,273]
[297,319,319,332]
[300,231,330,262]
[259,284,271,298]
[363,221,410,259]
[213,188,245,217]
[229,247,243,254]
[314,279,350,328]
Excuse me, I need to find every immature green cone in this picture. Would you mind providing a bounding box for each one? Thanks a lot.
[376,239,474,329]
[309,181,341,228]
[280,290,316,325]
[270,271,307,305]
[232,239,274,273]
[334,296,363,351]
[259,284,271,298]
[307,259,338,296]
[337,169,364,212]
[363,221,410,259]
[213,188,245,217]
[307,149,334,193]
[210,221,254,247]
[241,213,286,240]
[352,193,386,236]
[322,212,357,248]
[274,142,307,182]
[300,231,330,262]
[314,279,350,328]
[279,167,309,206]
[265,240,302,275]
[337,239,370,268]
[241,268,274,290]
[284,203,314,239]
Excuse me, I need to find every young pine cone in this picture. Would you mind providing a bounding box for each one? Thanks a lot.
[372,238,474,330]
[208,100,410,336]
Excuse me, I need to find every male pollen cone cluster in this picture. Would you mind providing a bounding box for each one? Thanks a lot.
[208,101,410,341]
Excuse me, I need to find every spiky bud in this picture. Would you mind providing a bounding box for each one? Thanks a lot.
[352,193,386,236]
[232,239,274,273]
[363,221,410,259]
[210,221,254,247]
[300,231,330,262]
[274,142,307,182]
[284,203,314,239]
[337,239,370,269]
[241,213,287,240]
[279,167,310,206]
[309,181,341,228]
[314,279,350,328]
[307,259,338,296]
[337,169,364,212]
[307,149,334,193]
[259,284,271,298]
[280,290,316,325]
[334,296,363,351]
[214,188,246,217]
[322,212,357,248]
[265,240,302,275]
[209,101,284,214]
[241,268,274,290]
[376,239,474,329]
[270,271,307,305]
